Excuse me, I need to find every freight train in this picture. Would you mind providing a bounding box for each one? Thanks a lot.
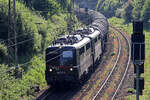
[45,9,109,86]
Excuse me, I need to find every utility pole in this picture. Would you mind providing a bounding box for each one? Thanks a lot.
[73,0,74,9]
[67,0,72,35]
[8,0,11,65]
[13,0,18,66]
[72,0,75,33]
[8,0,18,66]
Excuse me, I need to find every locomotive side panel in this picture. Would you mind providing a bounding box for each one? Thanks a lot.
[94,37,102,61]
[79,42,93,77]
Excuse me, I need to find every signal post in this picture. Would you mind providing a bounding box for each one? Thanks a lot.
[131,21,145,100]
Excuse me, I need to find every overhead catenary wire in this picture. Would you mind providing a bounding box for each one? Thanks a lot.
[0,28,62,43]
[46,48,60,56]
[8,37,34,48]
[0,30,60,46]
[1,36,35,48]
[20,46,65,67]
[0,32,32,44]
[3,35,56,48]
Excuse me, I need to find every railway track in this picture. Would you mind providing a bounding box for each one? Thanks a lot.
[36,86,79,100]
[91,26,131,100]
[111,26,131,100]
[92,30,122,100]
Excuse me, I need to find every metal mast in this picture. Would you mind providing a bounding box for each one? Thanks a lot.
[8,0,18,66]
[13,0,18,66]
[8,0,11,65]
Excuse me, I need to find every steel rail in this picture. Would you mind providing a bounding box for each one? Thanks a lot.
[110,26,131,100]
[37,89,73,100]
[92,30,122,100]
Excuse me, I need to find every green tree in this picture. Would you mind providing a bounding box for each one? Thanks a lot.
[33,0,61,18]
[97,0,125,17]
[141,0,150,23]
[57,0,71,10]
[132,0,145,20]
[122,2,133,23]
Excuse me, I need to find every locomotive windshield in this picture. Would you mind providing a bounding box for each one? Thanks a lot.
[46,47,76,66]
[60,51,73,65]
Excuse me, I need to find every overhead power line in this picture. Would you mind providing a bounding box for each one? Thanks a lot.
[0,33,31,44]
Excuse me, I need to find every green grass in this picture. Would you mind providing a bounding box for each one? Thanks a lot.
[108,17,133,34]
[109,17,150,100]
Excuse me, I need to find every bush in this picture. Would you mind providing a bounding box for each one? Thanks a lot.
[0,43,8,63]
[0,56,46,100]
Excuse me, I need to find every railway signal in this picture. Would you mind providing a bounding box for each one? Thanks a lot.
[131,21,145,100]
[131,21,145,61]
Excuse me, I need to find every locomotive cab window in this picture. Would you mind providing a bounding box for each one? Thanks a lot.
[60,51,73,66]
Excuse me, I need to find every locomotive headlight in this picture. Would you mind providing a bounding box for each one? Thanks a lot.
[59,46,62,48]
[70,68,73,71]
[49,68,53,72]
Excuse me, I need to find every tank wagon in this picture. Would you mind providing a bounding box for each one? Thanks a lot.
[45,9,109,86]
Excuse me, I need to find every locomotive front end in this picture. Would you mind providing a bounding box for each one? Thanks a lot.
[45,46,79,86]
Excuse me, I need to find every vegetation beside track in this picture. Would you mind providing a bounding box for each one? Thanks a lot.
[109,17,150,100]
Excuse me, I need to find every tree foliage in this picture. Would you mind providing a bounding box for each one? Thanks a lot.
[141,0,150,23]
[122,2,133,23]
[18,0,71,19]
[96,0,150,23]
[0,0,70,57]
[97,0,126,17]
[32,0,61,18]
[132,0,145,20]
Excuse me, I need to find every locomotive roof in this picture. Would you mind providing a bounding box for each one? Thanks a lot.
[48,35,90,49]
[47,27,101,49]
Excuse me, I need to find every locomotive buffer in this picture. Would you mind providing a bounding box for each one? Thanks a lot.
[131,21,145,100]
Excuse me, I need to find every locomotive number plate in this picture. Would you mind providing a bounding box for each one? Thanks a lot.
[52,67,60,71]
[56,71,66,74]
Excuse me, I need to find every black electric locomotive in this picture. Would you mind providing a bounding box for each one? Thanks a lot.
[45,9,109,86]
